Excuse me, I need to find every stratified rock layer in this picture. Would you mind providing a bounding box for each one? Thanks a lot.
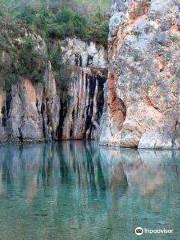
[100,0,180,149]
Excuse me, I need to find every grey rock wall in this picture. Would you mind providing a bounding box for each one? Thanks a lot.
[100,0,180,149]
[58,38,107,140]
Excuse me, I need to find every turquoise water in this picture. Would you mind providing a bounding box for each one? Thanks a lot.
[0,142,179,240]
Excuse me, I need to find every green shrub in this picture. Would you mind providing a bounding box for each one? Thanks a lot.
[0,34,48,90]
[0,49,18,91]
[14,5,108,47]
[48,7,87,39]
[47,42,72,90]
[16,7,36,25]
[17,36,47,83]
[0,0,109,90]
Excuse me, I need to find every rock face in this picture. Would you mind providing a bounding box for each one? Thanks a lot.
[100,0,180,149]
[58,38,107,140]
[0,37,107,143]
[0,63,60,143]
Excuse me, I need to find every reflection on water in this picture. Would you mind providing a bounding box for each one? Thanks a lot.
[0,142,179,240]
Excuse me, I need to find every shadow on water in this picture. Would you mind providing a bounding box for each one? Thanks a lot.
[0,142,179,240]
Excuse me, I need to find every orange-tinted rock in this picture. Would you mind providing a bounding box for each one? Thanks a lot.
[100,0,180,149]
[108,72,126,130]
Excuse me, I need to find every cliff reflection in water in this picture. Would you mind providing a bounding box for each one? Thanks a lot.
[0,143,127,198]
[0,142,179,240]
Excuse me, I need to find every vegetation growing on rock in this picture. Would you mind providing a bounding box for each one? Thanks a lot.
[0,0,109,89]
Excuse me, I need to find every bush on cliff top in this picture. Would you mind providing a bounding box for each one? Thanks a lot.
[0,20,47,90]
[0,0,109,88]
[17,36,47,82]
[15,6,109,47]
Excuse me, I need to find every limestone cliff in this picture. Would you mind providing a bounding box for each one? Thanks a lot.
[1,0,179,148]
[0,36,107,143]
[0,63,60,143]
[100,0,180,149]
[58,38,107,139]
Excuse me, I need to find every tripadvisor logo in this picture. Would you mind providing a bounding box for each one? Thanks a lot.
[135,227,143,236]
[134,227,174,236]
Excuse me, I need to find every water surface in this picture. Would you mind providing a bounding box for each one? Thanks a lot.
[0,142,179,240]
